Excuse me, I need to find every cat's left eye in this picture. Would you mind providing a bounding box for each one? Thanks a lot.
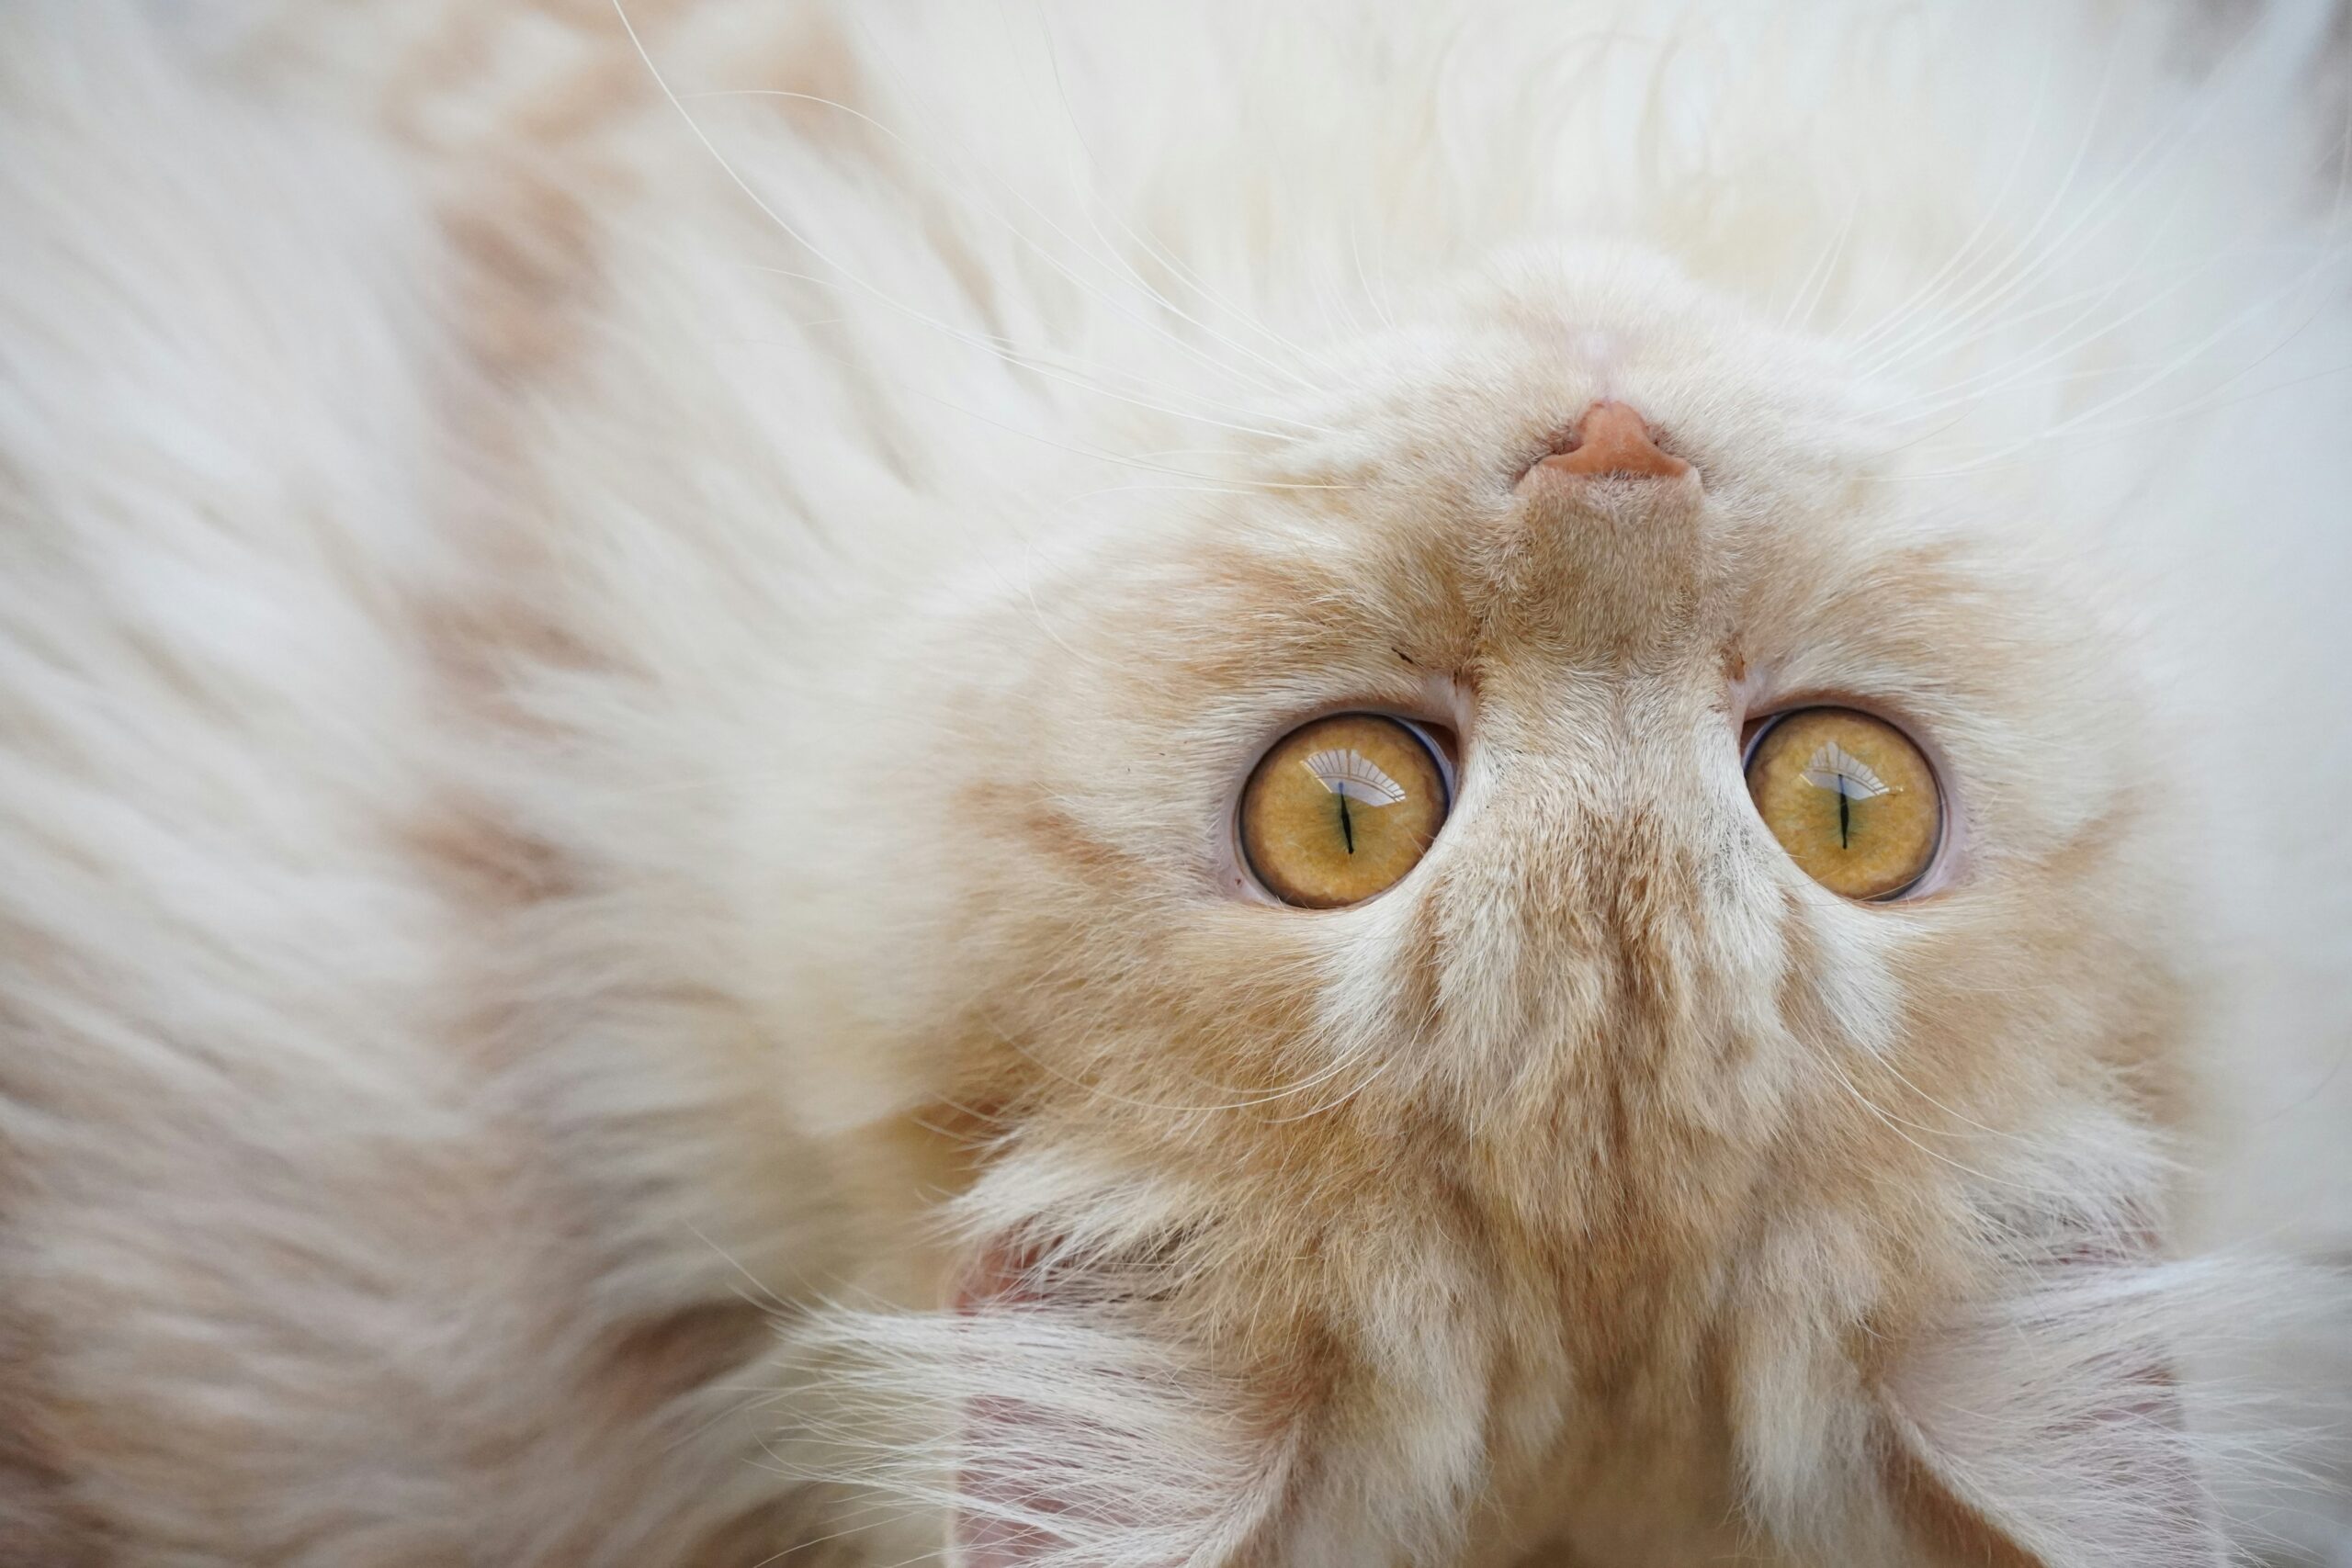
[1238,714,1449,908]
[1745,706,1942,901]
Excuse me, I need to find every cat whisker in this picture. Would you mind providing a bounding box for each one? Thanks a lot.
[1858,1055,2070,1151]
[731,265,1329,445]
[1027,6,1353,386]
[1868,67,2352,395]
[1871,255,2304,431]
[620,1,1326,456]
[1781,187,1860,333]
[1870,168,2352,476]
[1864,240,2284,415]
[684,1221,805,1320]
[613,5,1149,404]
[1262,1041,1398,1124]
[1843,46,2121,360]
[910,1095,1018,1145]
[1823,46,2060,344]
[694,1211,953,1335]
[1887,274,2350,478]
[741,1506,944,1568]
[967,1002,1393,1118]
[1871,111,2352,403]
[1806,1044,2056,1196]
[758,334,1354,490]
[1878,361,2184,432]
[666,1370,807,1456]
[1863,358,2352,484]
[1859,177,2206,394]
[937,396,1354,490]
[1347,219,1404,337]
[842,6,1331,399]
[725,252,1327,426]
[1853,15,2277,378]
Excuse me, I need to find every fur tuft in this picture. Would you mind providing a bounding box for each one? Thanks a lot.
[2,1,2348,1563]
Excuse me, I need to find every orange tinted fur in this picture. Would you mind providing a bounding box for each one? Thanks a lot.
[2,3,2347,1566]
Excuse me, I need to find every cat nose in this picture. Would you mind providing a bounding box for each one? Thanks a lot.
[1526,400,1689,481]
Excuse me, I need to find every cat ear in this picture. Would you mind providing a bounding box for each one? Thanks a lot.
[1870,1256,2230,1568]
[947,1238,1295,1568]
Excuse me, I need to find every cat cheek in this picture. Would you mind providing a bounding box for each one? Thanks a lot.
[1869,1262,2234,1568]
[946,1240,1298,1567]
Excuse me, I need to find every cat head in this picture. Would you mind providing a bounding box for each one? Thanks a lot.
[766,242,2242,1567]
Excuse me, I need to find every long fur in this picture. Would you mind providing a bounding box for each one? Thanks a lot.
[2,1,2349,1564]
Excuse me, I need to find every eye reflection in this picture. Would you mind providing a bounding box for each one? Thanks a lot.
[1239,715,1447,908]
[1745,707,1940,900]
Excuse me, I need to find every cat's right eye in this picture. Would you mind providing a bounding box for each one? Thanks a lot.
[1238,714,1449,908]
[1744,707,1942,901]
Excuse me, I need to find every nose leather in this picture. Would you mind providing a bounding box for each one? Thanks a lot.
[1532,400,1688,479]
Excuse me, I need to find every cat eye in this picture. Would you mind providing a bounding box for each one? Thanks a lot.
[1744,707,1941,901]
[1238,714,1449,908]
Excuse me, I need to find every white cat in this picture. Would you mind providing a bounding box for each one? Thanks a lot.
[1,3,2347,1564]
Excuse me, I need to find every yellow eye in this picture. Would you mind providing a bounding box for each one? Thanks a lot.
[1745,707,1941,901]
[1239,714,1449,908]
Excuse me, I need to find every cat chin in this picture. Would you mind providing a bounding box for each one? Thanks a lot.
[771,1149,2326,1567]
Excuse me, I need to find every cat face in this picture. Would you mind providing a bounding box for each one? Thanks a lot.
[821,245,2202,1566]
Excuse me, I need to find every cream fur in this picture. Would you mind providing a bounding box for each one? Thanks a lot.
[1,1,2348,1564]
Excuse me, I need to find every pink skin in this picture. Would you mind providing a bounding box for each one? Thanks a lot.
[1527,398,1691,479]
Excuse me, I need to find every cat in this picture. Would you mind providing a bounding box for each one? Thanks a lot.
[2,1,2350,1564]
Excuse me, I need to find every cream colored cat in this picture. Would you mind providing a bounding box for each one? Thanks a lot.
[2,2,2349,1564]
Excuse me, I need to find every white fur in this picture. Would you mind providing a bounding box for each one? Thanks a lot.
[3,1,2349,1563]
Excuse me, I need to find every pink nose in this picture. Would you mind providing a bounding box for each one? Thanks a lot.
[1530,400,1688,480]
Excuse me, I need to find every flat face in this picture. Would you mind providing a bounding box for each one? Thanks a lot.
[902,246,2187,1567]
[1745,708,1941,900]
[1239,714,1447,908]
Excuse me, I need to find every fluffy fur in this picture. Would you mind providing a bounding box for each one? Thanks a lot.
[3,1,2350,1563]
